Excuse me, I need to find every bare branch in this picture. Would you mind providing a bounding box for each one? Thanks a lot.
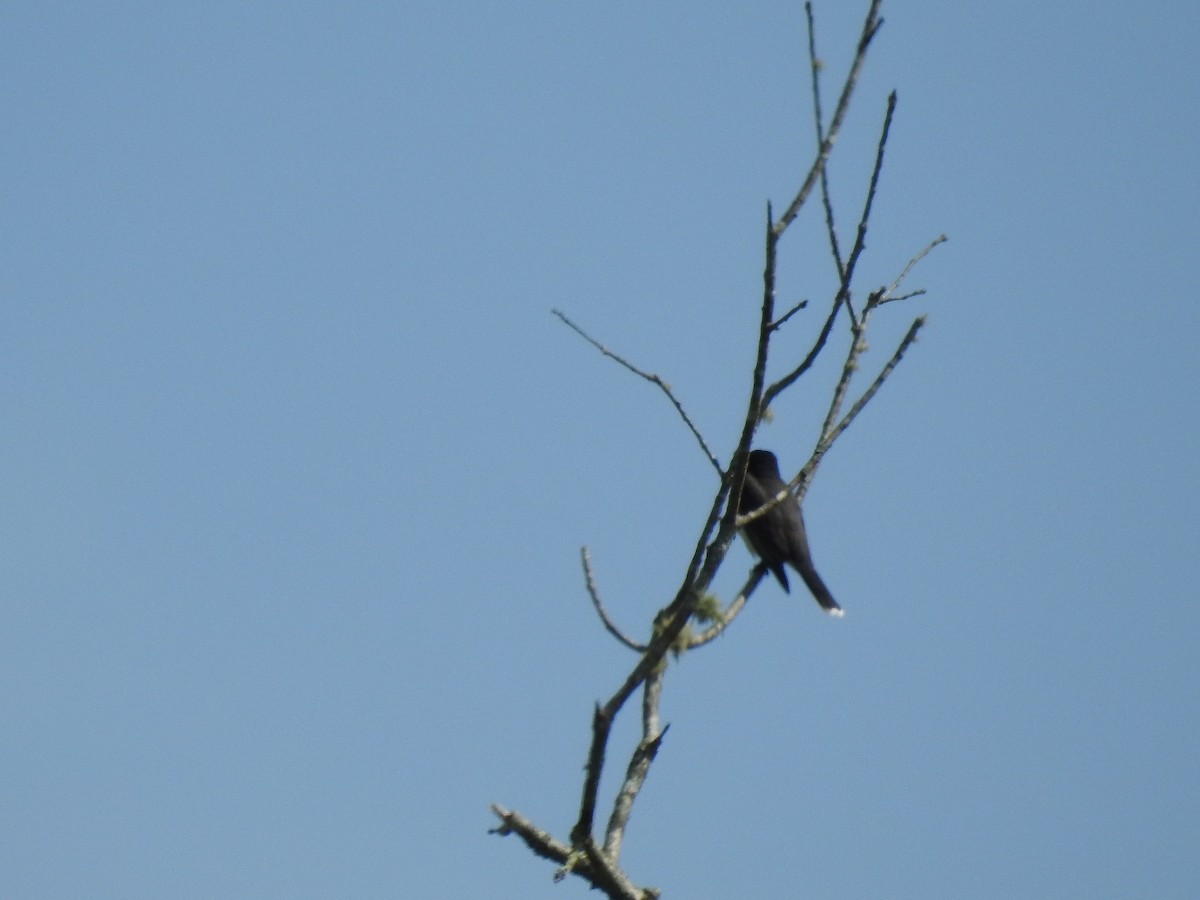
[495,6,940,896]
[879,288,926,305]
[819,233,938,448]
[604,670,668,860]
[569,483,746,851]
[762,291,845,411]
[873,234,947,306]
[723,204,782,547]
[562,45,913,855]
[818,319,865,447]
[570,579,701,850]
[825,315,925,449]
[838,88,898,324]
[734,481,805,529]
[789,313,925,506]
[490,804,574,864]
[581,837,660,900]
[582,547,646,653]
[861,91,897,228]
[573,703,610,847]
[774,0,884,236]
[552,309,721,474]
[487,804,661,900]
[778,90,898,431]
[806,1,846,283]
[685,566,768,648]
[771,297,809,331]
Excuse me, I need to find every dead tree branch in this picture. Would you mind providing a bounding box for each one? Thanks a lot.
[490,3,942,895]
[552,309,721,475]
[582,547,646,653]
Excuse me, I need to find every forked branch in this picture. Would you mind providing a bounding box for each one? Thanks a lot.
[491,4,941,896]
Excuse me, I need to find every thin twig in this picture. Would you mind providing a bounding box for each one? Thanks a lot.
[879,288,926,305]
[806,1,847,286]
[790,313,925,506]
[849,93,897,273]
[582,547,646,653]
[734,481,805,529]
[552,310,721,474]
[815,91,897,441]
[774,0,884,236]
[825,316,925,449]
[685,566,767,648]
[872,235,947,307]
[818,236,940,451]
[785,321,927,524]
[771,297,809,331]
[762,291,845,411]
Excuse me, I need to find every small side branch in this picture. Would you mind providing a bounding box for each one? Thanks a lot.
[490,805,575,866]
[791,312,926,503]
[771,297,809,331]
[819,235,943,448]
[762,291,845,411]
[489,806,660,899]
[686,566,767,648]
[825,315,925,450]
[839,88,898,326]
[875,235,948,305]
[806,1,846,281]
[573,703,612,847]
[604,668,668,860]
[582,547,647,653]
[553,310,721,475]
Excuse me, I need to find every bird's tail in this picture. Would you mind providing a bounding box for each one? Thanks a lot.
[796,559,844,617]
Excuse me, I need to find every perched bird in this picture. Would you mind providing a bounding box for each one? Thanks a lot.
[738,449,843,616]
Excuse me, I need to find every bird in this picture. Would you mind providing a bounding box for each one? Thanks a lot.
[738,448,843,616]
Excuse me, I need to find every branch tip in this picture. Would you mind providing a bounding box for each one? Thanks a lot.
[553,310,721,474]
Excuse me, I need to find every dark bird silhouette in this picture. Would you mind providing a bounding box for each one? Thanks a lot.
[738,449,843,616]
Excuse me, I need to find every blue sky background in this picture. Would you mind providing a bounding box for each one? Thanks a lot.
[4,2,1198,897]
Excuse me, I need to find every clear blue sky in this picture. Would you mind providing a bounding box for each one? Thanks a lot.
[4,2,1198,898]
